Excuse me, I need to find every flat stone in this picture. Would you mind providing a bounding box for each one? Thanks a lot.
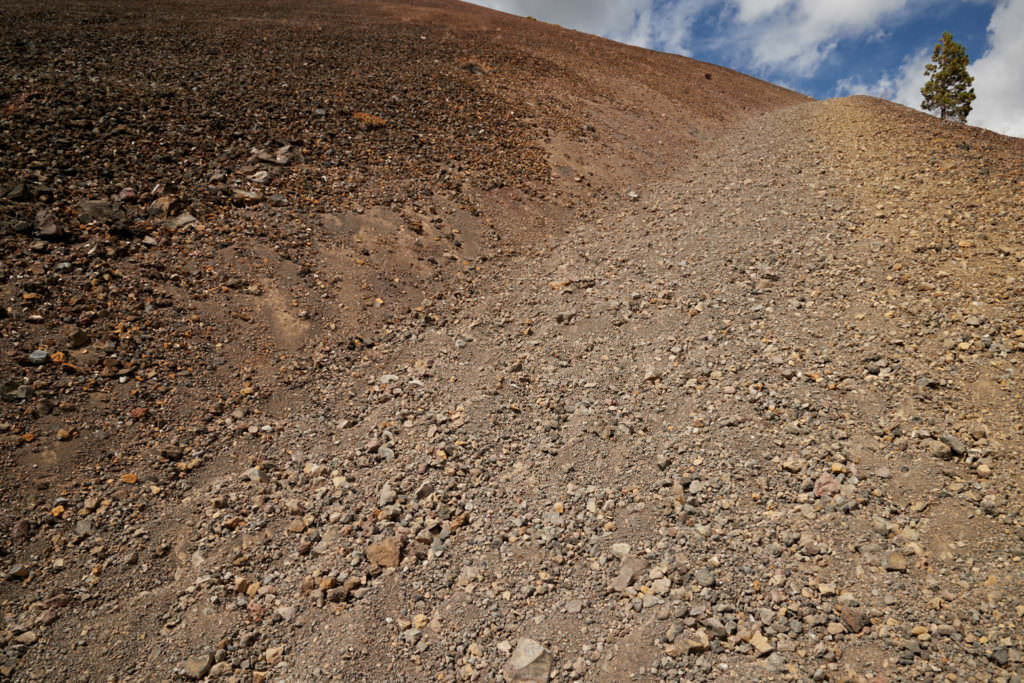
[506,638,552,682]
[642,592,664,608]
[78,199,117,224]
[2,383,32,402]
[274,144,300,165]
[981,493,1000,514]
[610,555,649,592]
[67,328,91,349]
[782,458,803,473]
[10,519,31,541]
[208,661,232,677]
[6,564,30,580]
[990,647,1009,667]
[27,350,50,366]
[366,536,402,568]
[813,472,840,498]
[680,628,710,653]
[826,621,846,635]
[184,653,212,679]
[15,630,38,645]
[3,182,28,201]
[939,431,967,456]
[148,195,178,217]
[231,189,264,206]
[923,439,952,459]
[750,631,774,656]
[264,645,284,666]
[610,542,631,559]
[694,568,716,588]
[167,212,196,229]
[883,551,908,572]
[378,483,397,507]
[841,606,868,633]
[74,519,93,538]
[35,208,65,240]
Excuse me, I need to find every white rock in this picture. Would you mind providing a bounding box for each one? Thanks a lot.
[506,638,553,682]
[610,543,631,559]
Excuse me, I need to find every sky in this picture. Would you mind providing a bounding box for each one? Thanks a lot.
[467,0,1024,137]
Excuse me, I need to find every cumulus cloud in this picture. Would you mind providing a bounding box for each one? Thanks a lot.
[470,0,711,54]
[720,0,921,77]
[475,0,929,77]
[970,0,1024,136]
[714,1,1024,82]
[834,46,930,109]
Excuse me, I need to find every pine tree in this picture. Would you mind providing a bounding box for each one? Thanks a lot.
[921,32,976,123]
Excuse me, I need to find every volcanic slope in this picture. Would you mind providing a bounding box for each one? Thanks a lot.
[0,0,804,507]
[3,1,1024,683]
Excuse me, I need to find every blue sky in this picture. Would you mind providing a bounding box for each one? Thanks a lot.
[789,4,990,96]
[468,0,1023,137]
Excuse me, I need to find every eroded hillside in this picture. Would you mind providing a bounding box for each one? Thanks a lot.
[2,1,1023,682]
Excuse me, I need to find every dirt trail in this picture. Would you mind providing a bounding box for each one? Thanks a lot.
[2,2,1024,680]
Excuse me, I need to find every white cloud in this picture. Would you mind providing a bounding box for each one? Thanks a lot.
[469,0,712,54]
[720,0,922,77]
[472,0,642,44]
[970,0,1024,136]
[473,0,930,77]
[834,46,930,109]
[731,0,790,23]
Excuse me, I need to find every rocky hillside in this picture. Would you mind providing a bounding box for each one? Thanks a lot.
[2,1,1023,682]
